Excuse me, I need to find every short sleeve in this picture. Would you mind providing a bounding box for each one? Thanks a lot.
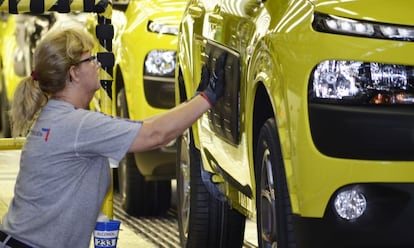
[74,111,142,162]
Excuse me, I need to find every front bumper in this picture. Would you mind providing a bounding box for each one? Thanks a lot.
[134,143,176,180]
[294,183,414,247]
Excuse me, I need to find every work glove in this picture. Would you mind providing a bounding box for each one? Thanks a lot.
[198,52,227,106]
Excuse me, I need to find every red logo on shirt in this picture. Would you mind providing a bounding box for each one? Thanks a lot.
[41,128,51,142]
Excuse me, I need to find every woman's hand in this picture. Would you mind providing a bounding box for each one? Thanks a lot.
[199,52,227,106]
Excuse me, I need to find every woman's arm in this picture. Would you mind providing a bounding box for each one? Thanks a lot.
[129,95,209,152]
[128,52,227,153]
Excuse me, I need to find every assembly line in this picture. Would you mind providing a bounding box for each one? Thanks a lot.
[1,0,414,248]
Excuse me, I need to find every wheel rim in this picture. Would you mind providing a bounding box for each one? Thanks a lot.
[178,130,191,240]
[260,147,277,247]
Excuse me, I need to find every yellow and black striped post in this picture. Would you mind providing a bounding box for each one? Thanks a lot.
[0,0,115,218]
[0,0,109,14]
[95,4,116,220]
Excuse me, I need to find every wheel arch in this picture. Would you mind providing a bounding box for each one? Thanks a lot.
[176,66,188,103]
[114,64,128,115]
[176,64,204,150]
[114,64,124,95]
[252,82,275,164]
[250,69,298,217]
[248,40,291,186]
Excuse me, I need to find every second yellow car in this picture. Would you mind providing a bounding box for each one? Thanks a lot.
[112,0,186,216]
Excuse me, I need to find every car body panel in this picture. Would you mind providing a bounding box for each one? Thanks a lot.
[120,0,185,121]
[1,15,22,103]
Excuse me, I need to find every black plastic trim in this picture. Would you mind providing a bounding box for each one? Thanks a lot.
[143,77,175,109]
[203,149,253,198]
[309,103,414,160]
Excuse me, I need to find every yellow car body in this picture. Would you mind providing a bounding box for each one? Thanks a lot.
[0,15,24,137]
[112,0,186,216]
[0,13,96,137]
[176,0,414,247]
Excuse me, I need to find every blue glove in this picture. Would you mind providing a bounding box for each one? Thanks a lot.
[198,52,227,106]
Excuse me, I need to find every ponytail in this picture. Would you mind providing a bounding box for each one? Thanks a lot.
[10,76,47,137]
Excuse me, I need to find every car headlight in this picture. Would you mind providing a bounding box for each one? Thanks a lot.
[310,60,414,104]
[144,50,176,76]
[313,12,414,41]
[147,20,179,35]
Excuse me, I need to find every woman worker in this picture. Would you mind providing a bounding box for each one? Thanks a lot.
[0,26,226,248]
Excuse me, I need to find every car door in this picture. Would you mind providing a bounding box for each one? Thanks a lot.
[197,0,263,195]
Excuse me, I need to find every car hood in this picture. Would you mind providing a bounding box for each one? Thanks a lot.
[124,0,186,34]
[132,0,186,23]
[309,0,414,26]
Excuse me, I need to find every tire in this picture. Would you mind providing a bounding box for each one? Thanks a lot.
[255,118,296,248]
[117,89,171,216]
[176,128,246,248]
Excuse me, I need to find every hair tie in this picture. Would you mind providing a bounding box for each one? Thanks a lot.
[31,71,40,81]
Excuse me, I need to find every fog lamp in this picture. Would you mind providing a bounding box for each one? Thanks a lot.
[334,189,367,220]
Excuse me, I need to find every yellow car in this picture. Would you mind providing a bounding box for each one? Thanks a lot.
[112,0,186,216]
[0,13,14,137]
[0,13,94,138]
[176,0,414,247]
[0,14,21,138]
[0,14,53,137]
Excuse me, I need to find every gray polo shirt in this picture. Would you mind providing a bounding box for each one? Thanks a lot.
[0,99,141,248]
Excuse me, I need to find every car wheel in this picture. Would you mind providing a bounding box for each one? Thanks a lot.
[118,152,171,216]
[177,128,246,247]
[117,88,171,216]
[255,118,296,248]
[176,129,191,246]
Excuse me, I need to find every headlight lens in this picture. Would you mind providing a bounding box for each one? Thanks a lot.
[144,50,176,76]
[310,60,414,104]
[313,12,414,41]
[147,20,179,35]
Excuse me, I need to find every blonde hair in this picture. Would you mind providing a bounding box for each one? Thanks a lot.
[10,27,95,137]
